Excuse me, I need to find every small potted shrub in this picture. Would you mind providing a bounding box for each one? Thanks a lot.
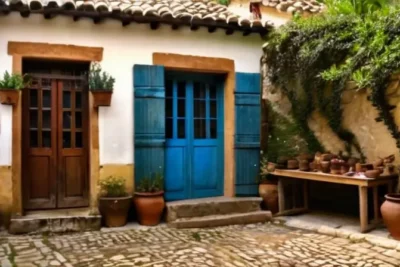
[381,165,400,240]
[0,71,26,105]
[89,62,115,107]
[98,176,131,227]
[258,156,279,214]
[134,173,165,226]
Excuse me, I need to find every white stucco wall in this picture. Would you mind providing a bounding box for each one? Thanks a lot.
[0,13,263,165]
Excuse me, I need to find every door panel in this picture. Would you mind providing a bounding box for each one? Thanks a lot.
[23,78,57,209]
[57,79,88,208]
[23,76,88,210]
[165,74,224,201]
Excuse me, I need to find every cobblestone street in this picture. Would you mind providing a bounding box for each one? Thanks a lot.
[0,223,399,267]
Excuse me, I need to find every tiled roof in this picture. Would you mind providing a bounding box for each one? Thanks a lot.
[0,0,273,34]
[261,0,324,14]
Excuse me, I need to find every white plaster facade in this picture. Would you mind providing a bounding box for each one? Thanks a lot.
[0,13,264,166]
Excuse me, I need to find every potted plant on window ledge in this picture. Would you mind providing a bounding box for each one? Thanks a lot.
[134,173,165,226]
[0,71,26,105]
[89,62,115,107]
[98,176,131,227]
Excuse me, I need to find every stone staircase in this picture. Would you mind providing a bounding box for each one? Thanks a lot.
[166,197,272,228]
[8,208,101,234]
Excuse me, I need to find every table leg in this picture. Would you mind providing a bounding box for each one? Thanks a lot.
[359,186,368,233]
[278,178,285,213]
[373,186,380,223]
[303,180,309,210]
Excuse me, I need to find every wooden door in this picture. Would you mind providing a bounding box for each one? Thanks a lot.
[23,75,88,210]
[164,73,224,201]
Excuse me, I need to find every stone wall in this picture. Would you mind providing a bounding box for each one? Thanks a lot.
[262,57,400,163]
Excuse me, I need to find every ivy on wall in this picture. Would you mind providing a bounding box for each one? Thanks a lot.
[263,7,400,158]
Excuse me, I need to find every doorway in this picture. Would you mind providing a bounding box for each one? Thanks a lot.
[164,72,224,201]
[22,59,89,210]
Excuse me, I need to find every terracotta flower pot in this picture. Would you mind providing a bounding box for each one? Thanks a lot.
[134,191,165,226]
[99,196,131,227]
[299,160,310,171]
[287,159,299,169]
[0,89,19,105]
[91,90,113,107]
[259,183,278,214]
[365,170,380,179]
[267,162,276,172]
[277,156,289,165]
[321,161,330,173]
[381,194,400,240]
[321,153,334,161]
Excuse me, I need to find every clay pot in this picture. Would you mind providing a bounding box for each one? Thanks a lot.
[348,157,360,168]
[376,166,384,174]
[309,162,318,172]
[277,156,289,165]
[275,164,286,170]
[330,159,343,174]
[298,153,314,162]
[259,183,279,214]
[287,160,299,169]
[267,162,276,172]
[374,158,384,168]
[365,170,380,179]
[321,161,330,173]
[361,164,374,172]
[381,194,400,240]
[299,160,310,171]
[99,196,132,227]
[91,90,113,107]
[0,89,19,105]
[340,163,350,175]
[134,192,165,226]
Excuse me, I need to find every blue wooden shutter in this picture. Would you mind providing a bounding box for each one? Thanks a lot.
[235,72,261,196]
[134,65,165,185]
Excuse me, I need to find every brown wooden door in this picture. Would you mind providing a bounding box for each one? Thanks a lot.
[23,75,88,210]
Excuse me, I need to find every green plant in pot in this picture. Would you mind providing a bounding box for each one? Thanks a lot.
[134,172,165,226]
[98,176,131,227]
[89,62,115,107]
[380,165,400,240]
[0,71,29,105]
[258,156,279,214]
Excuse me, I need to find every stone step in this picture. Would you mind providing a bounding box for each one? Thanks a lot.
[168,210,272,229]
[166,197,263,222]
[8,209,101,234]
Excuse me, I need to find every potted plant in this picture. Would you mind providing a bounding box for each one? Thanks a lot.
[258,156,279,214]
[89,62,115,107]
[98,176,131,227]
[134,173,165,226]
[0,71,26,105]
[380,165,400,240]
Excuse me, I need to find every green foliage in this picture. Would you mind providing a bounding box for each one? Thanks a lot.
[217,0,230,5]
[323,0,390,16]
[264,6,400,157]
[0,71,27,90]
[89,62,115,91]
[136,172,164,193]
[99,176,127,197]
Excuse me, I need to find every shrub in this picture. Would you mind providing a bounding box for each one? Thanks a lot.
[136,173,164,193]
[89,62,115,91]
[0,71,26,90]
[99,176,127,197]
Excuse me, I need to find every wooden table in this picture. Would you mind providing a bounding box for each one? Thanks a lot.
[272,169,398,233]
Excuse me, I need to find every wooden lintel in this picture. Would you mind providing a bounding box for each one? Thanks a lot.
[150,21,159,30]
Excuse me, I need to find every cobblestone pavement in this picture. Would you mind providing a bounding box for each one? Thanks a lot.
[0,223,399,267]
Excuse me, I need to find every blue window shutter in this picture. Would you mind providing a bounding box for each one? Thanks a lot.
[235,72,261,196]
[134,64,165,186]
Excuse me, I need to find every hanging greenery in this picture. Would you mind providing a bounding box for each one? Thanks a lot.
[264,5,400,158]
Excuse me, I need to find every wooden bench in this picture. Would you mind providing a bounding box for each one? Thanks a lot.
[272,169,398,233]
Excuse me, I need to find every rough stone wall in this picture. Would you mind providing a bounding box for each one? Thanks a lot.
[262,58,400,163]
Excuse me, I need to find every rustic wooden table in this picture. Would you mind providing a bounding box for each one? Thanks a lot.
[272,169,398,233]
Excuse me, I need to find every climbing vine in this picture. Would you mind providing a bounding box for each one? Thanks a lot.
[264,7,400,158]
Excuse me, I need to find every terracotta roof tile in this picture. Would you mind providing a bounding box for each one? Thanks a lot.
[0,0,273,34]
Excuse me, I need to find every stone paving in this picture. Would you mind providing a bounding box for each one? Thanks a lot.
[0,223,399,267]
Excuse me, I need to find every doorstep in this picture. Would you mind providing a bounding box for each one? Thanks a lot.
[8,208,101,235]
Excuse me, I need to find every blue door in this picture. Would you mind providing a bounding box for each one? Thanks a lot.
[164,72,224,201]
